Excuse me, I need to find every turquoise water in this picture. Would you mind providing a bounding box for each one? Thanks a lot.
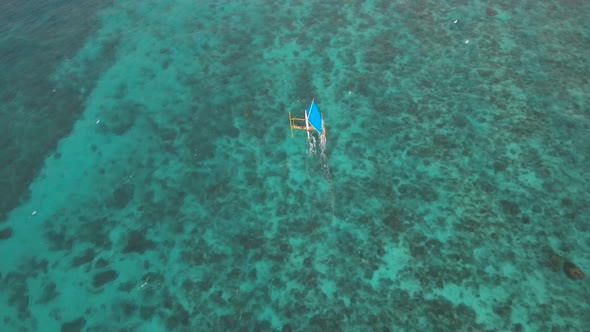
[1,0,589,330]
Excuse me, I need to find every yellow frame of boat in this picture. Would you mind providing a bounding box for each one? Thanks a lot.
[288,112,308,138]
[288,111,326,139]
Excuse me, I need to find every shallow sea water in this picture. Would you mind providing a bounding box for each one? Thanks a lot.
[1,0,589,331]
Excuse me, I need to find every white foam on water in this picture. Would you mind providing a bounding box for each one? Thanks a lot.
[307,131,335,220]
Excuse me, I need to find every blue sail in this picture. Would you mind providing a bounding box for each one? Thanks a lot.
[305,100,323,134]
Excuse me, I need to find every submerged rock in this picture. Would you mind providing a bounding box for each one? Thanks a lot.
[563,261,584,280]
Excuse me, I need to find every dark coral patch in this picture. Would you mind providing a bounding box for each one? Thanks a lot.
[486,7,497,16]
[543,246,563,272]
[4,272,31,319]
[140,306,156,320]
[112,184,134,209]
[493,161,506,173]
[45,216,113,251]
[121,301,137,316]
[71,248,96,267]
[308,311,342,331]
[0,227,13,240]
[98,102,140,135]
[197,276,214,292]
[60,317,86,332]
[499,200,519,216]
[164,305,190,330]
[122,230,156,254]
[27,258,49,277]
[38,281,59,304]
[382,208,405,232]
[226,126,240,138]
[93,270,119,288]
[95,258,109,269]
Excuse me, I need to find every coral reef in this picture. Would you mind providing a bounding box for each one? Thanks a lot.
[0,0,589,331]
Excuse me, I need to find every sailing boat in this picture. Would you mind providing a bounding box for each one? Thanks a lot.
[288,99,326,143]
[289,99,333,213]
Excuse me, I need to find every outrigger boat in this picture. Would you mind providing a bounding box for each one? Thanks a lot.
[288,99,326,143]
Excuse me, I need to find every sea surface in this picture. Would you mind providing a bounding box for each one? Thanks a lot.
[1,0,589,331]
